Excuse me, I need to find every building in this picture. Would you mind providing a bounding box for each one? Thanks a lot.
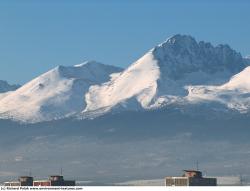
[4,175,75,187]
[209,176,241,186]
[4,176,33,186]
[19,176,34,186]
[4,181,21,186]
[165,170,217,186]
[33,175,75,186]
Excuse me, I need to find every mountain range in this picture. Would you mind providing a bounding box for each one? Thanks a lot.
[0,34,249,123]
[0,35,250,183]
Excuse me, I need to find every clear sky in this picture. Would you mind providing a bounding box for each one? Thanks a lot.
[0,0,249,84]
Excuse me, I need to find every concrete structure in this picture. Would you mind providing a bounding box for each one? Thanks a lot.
[4,175,75,187]
[165,170,217,186]
[4,176,33,186]
[18,176,34,186]
[4,181,21,186]
[33,180,51,186]
[33,175,75,186]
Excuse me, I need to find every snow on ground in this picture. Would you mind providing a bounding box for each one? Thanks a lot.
[187,66,250,113]
[0,92,12,101]
[85,51,160,112]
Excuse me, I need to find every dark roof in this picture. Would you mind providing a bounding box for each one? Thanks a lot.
[50,175,63,177]
[183,169,202,173]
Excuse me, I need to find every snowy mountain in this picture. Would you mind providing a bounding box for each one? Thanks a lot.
[84,34,248,115]
[0,61,122,122]
[0,34,249,123]
[0,80,20,93]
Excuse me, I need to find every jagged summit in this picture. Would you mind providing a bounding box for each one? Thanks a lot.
[153,34,246,80]
[157,34,197,48]
[84,35,248,114]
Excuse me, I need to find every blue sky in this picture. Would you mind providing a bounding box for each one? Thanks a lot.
[0,0,249,84]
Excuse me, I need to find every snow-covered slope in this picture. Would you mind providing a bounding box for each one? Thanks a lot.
[84,34,247,115]
[0,34,249,123]
[187,66,250,113]
[0,61,122,122]
[85,52,160,112]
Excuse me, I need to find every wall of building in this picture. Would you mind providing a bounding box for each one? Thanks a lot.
[165,177,188,186]
[189,177,217,186]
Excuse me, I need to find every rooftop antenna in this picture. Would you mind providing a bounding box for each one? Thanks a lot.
[196,161,199,171]
[29,169,32,177]
[60,167,63,176]
[240,174,243,186]
[203,170,207,177]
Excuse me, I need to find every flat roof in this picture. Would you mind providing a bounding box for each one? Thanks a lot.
[4,181,20,183]
[49,175,63,177]
[183,169,202,173]
[33,180,50,182]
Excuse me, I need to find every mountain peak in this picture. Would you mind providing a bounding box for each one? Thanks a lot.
[1,35,249,123]
[152,34,246,80]
[84,35,249,115]
[57,60,103,71]
[54,61,122,82]
[0,62,123,122]
[163,34,196,45]
[155,34,198,53]
[74,60,104,67]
